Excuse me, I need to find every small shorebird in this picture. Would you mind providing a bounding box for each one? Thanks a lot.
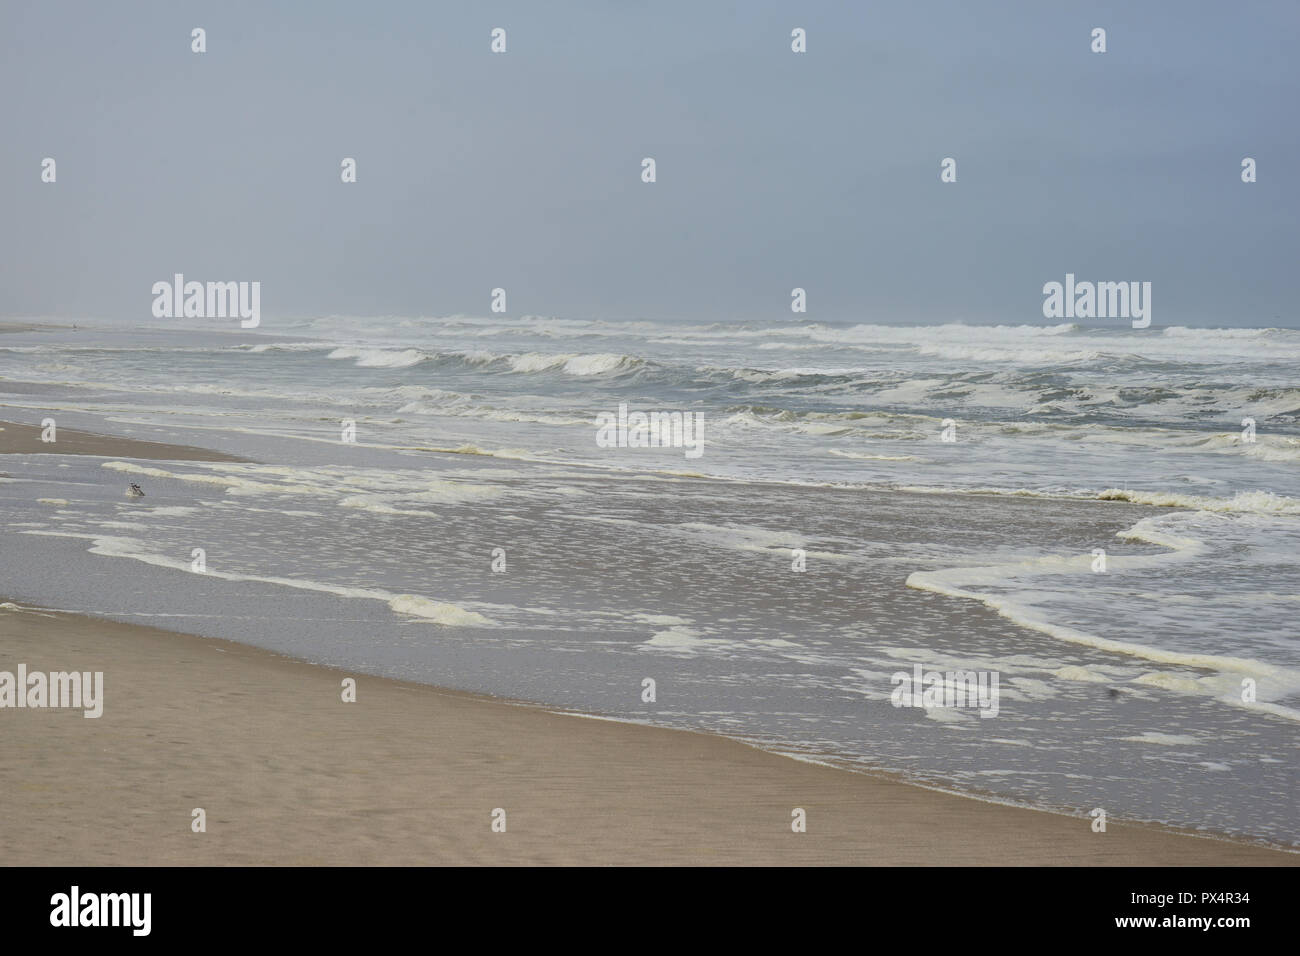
[126,483,145,497]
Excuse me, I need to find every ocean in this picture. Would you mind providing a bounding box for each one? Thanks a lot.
[2,315,1297,847]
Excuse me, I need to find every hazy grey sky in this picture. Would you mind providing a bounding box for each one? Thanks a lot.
[2,0,1297,327]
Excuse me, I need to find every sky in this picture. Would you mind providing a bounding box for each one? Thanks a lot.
[2,0,1297,328]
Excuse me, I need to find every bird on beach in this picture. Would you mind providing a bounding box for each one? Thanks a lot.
[126,483,145,497]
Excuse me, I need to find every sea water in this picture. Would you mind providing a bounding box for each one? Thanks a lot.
[1,316,1296,846]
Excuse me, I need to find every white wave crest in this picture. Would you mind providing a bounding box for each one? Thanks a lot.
[506,352,642,376]
[327,347,429,368]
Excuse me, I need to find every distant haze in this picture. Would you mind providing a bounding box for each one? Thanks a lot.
[2,0,1297,327]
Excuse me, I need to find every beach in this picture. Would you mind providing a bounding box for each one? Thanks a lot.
[2,319,1298,861]
[3,0,1297,898]
[2,598,1292,866]
[1,423,1295,865]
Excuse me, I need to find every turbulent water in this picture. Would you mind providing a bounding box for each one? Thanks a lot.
[1,315,1297,847]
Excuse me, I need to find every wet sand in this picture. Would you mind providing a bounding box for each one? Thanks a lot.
[0,322,56,334]
[0,420,248,462]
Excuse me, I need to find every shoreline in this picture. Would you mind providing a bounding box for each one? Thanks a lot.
[0,322,60,334]
[3,420,1296,864]
[0,599,1294,865]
